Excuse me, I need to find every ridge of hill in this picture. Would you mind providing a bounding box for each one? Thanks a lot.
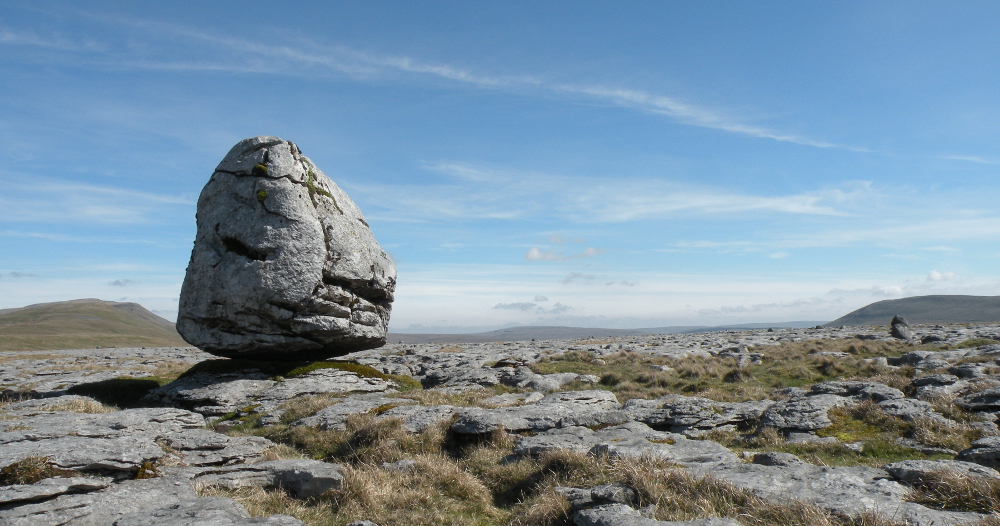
[824,295,1000,327]
[0,298,187,352]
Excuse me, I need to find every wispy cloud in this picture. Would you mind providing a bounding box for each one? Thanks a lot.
[353,162,868,224]
[525,246,603,262]
[5,10,853,150]
[0,174,194,225]
[108,278,136,287]
[492,302,535,311]
[941,154,998,165]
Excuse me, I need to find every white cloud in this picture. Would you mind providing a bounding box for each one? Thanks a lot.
[492,302,536,311]
[535,295,549,302]
[828,285,904,296]
[525,246,604,261]
[769,252,789,259]
[108,279,136,287]
[927,270,956,281]
[561,272,597,285]
[941,155,998,165]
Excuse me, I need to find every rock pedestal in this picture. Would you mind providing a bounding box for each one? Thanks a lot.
[177,136,396,360]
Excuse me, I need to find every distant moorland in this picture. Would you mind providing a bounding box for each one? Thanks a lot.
[0,298,187,352]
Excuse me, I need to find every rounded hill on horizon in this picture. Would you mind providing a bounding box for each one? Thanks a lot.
[0,298,188,352]
[824,295,1000,327]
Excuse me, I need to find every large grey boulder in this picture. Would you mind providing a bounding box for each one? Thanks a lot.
[178,136,396,360]
[759,394,853,431]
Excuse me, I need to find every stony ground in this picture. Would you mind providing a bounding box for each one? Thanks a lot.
[4,323,1000,525]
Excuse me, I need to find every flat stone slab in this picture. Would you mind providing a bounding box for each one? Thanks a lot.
[451,390,623,434]
[515,422,737,466]
[574,503,742,526]
[143,372,276,416]
[0,476,112,506]
[170,459,344,499]
[292,393,417,430]
[114,496,305,526]
[623,395,773,435]
[377,404,462,433]
[691,463,984,525]
[884,459,1000,483]
[0,408,206,473]
[759,394,853,431]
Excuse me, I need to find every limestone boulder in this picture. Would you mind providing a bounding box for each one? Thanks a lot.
[178,136,396,360]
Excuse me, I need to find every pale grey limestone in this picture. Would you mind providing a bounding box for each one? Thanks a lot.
[574,504,742,526]
[623,395,773,436]
[759,394,853,431]
[178,136,395,360]
[376,404,461,432]
[0,477,112,506]
[292,393,416,430]
[113,497,305,526]
[451,390,621,434]
[691,463,984,525]
[883,459,1000,483]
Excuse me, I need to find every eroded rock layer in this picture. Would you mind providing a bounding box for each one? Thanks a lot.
[177,136,396,359]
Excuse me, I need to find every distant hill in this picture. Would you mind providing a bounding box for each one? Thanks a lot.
[824,295,1000,327]
[387,321,826,344]
[0,298,188,352]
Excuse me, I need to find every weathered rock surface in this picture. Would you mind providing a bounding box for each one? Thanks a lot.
[883,459,1000,483]
[623,395,773,436]
[574,503,742,526]
[514,421,736,466]
[177,136,396,360]
[292,393,417,431]
[451,390,624,434]
[759,394,852,431]
[692,463,984,525]
[114,497,305,526]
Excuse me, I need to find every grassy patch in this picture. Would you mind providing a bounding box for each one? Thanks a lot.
[0,456,80,485]
[531,339,918,402]
[955,338,998,349]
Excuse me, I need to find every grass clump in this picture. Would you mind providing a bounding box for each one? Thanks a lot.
[906,469,1000,513]
[955,338,997,349]
[0,456,80,485]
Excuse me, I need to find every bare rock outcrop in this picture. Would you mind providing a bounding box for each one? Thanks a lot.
[177,136,395,360]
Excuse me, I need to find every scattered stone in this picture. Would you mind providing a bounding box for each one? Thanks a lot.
[177,136,396,360]
[891,316,913,340]
[752,452,807,467]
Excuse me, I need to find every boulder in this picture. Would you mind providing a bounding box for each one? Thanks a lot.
[177,136,396,360]
[890,316,913,340]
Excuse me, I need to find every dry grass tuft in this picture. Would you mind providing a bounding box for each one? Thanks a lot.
[0,456,80,486]
[905,469,1000,513]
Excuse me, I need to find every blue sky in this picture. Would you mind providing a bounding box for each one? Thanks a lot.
[2,1,999,332]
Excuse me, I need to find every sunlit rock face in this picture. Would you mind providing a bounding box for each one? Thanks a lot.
[177,136,395,360]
